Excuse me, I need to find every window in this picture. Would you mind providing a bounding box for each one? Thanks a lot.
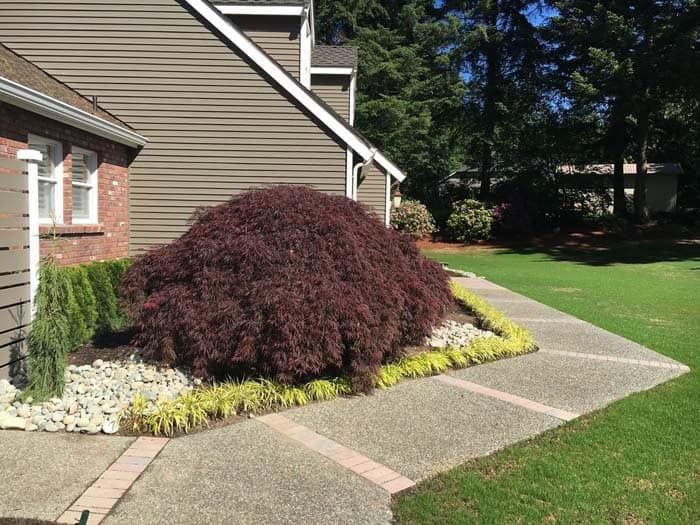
[71,147,98,223]
[28,135,63,223]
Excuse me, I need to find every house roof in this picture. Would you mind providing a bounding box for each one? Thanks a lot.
[0,44,147,147]
[0,44,127,128]
[312,46,358,69]
[185,0,405,182]
[559,163,683,176]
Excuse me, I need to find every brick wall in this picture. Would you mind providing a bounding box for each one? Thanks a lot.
[0,102,132,266]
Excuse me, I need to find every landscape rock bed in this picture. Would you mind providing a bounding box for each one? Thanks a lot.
[0,353,193,434]
[426,320,497,349]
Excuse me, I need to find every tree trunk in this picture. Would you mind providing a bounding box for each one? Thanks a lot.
[611,100,627,216]
[478,3,500,200]
[634,103,650,223]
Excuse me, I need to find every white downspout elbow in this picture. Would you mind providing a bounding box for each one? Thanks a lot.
[352,148,377,200]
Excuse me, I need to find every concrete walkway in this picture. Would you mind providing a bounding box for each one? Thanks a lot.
[1,278,689,524]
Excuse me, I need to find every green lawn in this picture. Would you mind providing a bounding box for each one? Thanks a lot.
[393,240,700,525]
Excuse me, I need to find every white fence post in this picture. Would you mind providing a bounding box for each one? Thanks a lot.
[17,149,42,319]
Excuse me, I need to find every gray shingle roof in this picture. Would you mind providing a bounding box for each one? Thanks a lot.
[213,0,306,5]
[311,46,358,69]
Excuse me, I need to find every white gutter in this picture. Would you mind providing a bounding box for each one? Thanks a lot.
[0,77,147,148]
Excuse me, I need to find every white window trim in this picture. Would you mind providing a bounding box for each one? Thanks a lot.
[349,71,356,126]
[71,146,99,225]
[310,67,355,76]
[28,134,63,225]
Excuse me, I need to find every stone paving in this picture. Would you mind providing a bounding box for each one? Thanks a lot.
[0,278,689,524]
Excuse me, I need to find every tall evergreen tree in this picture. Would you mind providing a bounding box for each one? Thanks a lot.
[314,0,466,205]
[445,0,544,198]
[548,0,698,221]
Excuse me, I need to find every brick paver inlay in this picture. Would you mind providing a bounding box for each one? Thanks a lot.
[435,374,580,421]
[256,413,415,494]
[540,349,690,371]
[56,437,169,524]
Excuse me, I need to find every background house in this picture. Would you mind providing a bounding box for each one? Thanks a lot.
[558,164,682,213]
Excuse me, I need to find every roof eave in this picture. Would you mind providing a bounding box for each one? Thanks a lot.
[214,5,305,16]
[0,76,148,148]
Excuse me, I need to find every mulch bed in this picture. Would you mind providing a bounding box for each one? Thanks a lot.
[68,343,136,367]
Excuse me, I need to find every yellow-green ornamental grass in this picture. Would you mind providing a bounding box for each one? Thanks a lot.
[121,281,536,436]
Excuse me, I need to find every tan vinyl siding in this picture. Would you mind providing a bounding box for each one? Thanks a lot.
[311,75,351,121]
[357,162,387,221]
[230,15,300,80]
[0,0,346,254]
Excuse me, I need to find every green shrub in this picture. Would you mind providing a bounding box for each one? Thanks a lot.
[66,266,98,340]
[24,258,72,400]
[98,259,131,327]
[391,199,437,238]
[83,260,128,336]
[447,199,494,242]
[64,278,89,350]
[102,258,132,292]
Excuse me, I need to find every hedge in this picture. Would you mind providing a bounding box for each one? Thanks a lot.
[120,281,538,436]
[58,258,132,349]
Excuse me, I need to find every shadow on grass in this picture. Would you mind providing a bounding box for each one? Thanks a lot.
[432,236,700,267]
[502,239,700,266]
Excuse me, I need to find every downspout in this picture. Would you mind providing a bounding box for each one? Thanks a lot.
[352,148,377,200]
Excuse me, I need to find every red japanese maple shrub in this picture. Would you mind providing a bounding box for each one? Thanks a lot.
[121,186,452,391]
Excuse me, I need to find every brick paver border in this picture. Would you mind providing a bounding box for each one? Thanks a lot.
[540,348,690,371]
[257,414,415,494]
[56,437,169,524]
[435,374,580,422]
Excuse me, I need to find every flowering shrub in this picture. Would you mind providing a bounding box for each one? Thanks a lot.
[492,201,531,236]
[447,199,494,242]
[391,199,436,238]
[121,187,452,392]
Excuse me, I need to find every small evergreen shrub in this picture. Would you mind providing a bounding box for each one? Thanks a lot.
[98,259,131,327]
[66,266,98,340]
[122,186,453,392]
[102,258,132,292]
[390,199,436,238]
[84,262,123,336]
[65,279,89,350]
[24,258,72,400]
[447,199,494,242]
